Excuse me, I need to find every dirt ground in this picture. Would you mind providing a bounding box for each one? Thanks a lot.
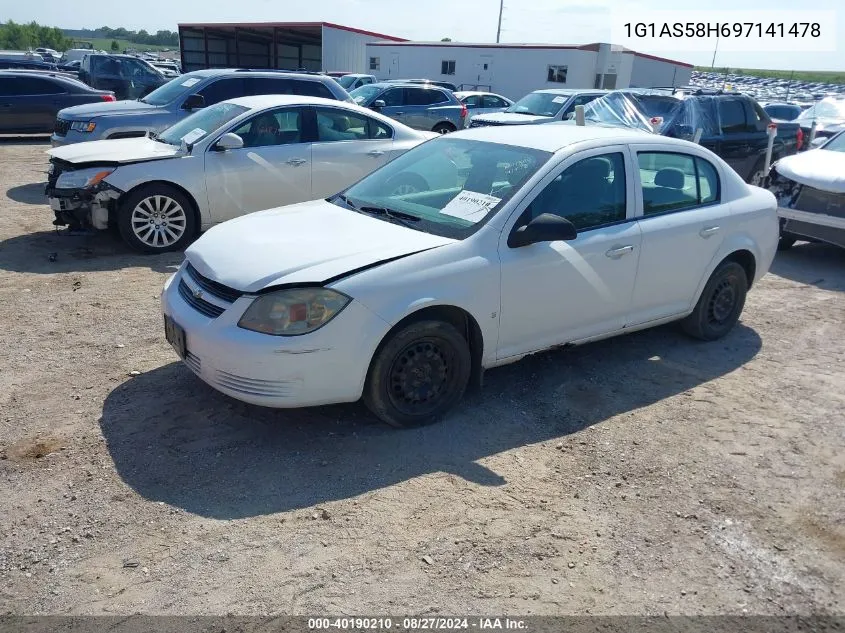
[0,138,843,617]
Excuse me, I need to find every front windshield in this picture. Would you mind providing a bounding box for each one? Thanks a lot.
[338,75,359,89]
[506,92,568,117]
[141,72,205,106]
[797,99,845,121]
[821,131,845,152]
[157,102,248,146]
[349,84,382,105]
[336,138,551,239]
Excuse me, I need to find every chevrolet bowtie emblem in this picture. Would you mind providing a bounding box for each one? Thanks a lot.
[192,288,203,299]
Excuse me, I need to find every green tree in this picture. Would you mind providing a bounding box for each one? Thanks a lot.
[110,39,119,51]
[0,20,72,51]
[441,37,451,41]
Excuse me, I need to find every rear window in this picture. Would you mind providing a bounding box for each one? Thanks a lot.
[406,88,448,106]
[718,99,748,133]
[13,76,62,95]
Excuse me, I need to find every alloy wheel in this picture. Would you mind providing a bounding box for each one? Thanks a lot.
[130,195,187,249]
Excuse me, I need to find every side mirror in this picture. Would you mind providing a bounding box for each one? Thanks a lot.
[508,213,577,248]
[213,133,244,151]
[182,93,205,110]
[371,99,386,110]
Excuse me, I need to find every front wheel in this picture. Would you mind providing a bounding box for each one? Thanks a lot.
[681,261,748,341]
[363,320,472,428]
[117,184,197,253]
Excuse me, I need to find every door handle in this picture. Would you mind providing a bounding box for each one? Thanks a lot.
[605,245,634,258]
[367,150,385,157]
[699,225,721,238]
[394,111,404,115]
[285,158,307,166]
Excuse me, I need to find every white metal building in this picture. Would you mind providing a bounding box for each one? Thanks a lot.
[364,42,693,99]
[178,22,407,73]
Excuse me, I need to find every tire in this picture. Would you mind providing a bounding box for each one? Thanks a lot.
[117,184,197,254]
[778,236,797,250]
[681,261,748,341]
[432,122,456,134]
[385,172,429,196]
[363,320,472,428]
[747,157,767,187]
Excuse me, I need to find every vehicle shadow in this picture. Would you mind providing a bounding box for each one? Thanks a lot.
[771,242,845,292]
[100,323,762,519]
[0,135,51,145]
[0,229,189,275]
[6,182,48,205]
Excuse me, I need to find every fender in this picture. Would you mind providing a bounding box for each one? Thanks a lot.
[691,230,762,308]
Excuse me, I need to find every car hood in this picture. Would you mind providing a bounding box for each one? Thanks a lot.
[186,199,456,293]
[58,99,163,120]
[473,112,555,125]
[774,149,845,194]
[48,137,181,165]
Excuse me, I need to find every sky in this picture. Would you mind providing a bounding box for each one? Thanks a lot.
[6,0,844,71]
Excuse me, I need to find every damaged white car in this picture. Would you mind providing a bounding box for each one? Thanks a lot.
[45,95,435,253]
[768,130,845,250]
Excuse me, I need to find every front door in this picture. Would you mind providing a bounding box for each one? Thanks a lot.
[311,106,394,198]
[628,147,728,323]
[497,148,642,359]
[204,107,312,223]
[373,87,409,126]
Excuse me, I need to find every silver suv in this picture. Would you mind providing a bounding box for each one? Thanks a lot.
[349,82,466,133]
[51,69,352,146]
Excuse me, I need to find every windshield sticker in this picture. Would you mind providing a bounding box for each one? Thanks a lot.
[181,78,200,87]
[180,128,206,144]
[552,96,567,103]
[440,190,501,222]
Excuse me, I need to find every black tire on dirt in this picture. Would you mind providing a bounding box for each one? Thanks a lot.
[117,183,197,254]
[363,320,472,428]
[681,261,748,341]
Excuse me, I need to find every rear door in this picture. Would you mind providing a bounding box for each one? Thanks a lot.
[716,97,758,179]
[9,76,66,131]
[204,106,312,223]
[0,78,25,132]
[404,87,451,130]
[311,106,395,197]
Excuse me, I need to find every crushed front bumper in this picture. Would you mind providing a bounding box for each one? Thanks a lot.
[45,161,123,230]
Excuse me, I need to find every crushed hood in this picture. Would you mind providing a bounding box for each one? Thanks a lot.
[58,99,163,120]
[472,112,555,125]
[186,199,456,293]
[774,149,845,194]
[48,137,181,165]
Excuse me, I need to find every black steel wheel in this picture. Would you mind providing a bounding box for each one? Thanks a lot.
[681,261,748,341]
[364,320,471,428]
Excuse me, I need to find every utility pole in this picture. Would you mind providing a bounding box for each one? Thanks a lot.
[785,69,794,101]
[496,0,504,43]
[710,35,719,69]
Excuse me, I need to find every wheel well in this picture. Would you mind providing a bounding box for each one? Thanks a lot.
[112,180,202,230]
[374,305,484,390]
[723,249,757,288]
[432,121,456,131]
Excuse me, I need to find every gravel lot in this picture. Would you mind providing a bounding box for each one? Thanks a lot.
[0,138,843,616]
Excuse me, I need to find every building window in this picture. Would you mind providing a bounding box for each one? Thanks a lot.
[369,57,380,71]
[547,65,568,83]
[441,60,456,75]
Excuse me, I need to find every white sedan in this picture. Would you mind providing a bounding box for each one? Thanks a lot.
[161,124,779,428]
[46,95,436,252]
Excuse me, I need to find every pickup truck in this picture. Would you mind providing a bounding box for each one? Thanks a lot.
[584,89,802,185]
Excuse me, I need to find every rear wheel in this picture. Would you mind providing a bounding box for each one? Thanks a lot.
[432,122,456,134]
[363,320,471,428]
[681,261,748,341]
[117,184,197,253]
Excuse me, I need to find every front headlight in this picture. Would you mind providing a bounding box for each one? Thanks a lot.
[69,121,96,133]
[238,288,351,336]
[55,167,116,189]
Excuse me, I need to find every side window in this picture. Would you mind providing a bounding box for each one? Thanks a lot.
[231,108,303,148]
[380,88,403,107]
[16,77,61,95]
[463,95,481,108]
[528,152,627,230]
[315,108,369,141]
[293,80,335,100]
[406,88,446,106]
[482,95,505,108]
[637,152,720,215]
[198,78,246,106]
[718,99,748,134]
[0,78,21,96]
[244,77,293,96]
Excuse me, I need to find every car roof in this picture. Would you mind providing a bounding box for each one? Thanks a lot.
[181,68,331,79]
[370,82,446,90]
[224,94,377,113]
[532,89,608,96]
[449,122,678,152]
[454,91,507,98]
